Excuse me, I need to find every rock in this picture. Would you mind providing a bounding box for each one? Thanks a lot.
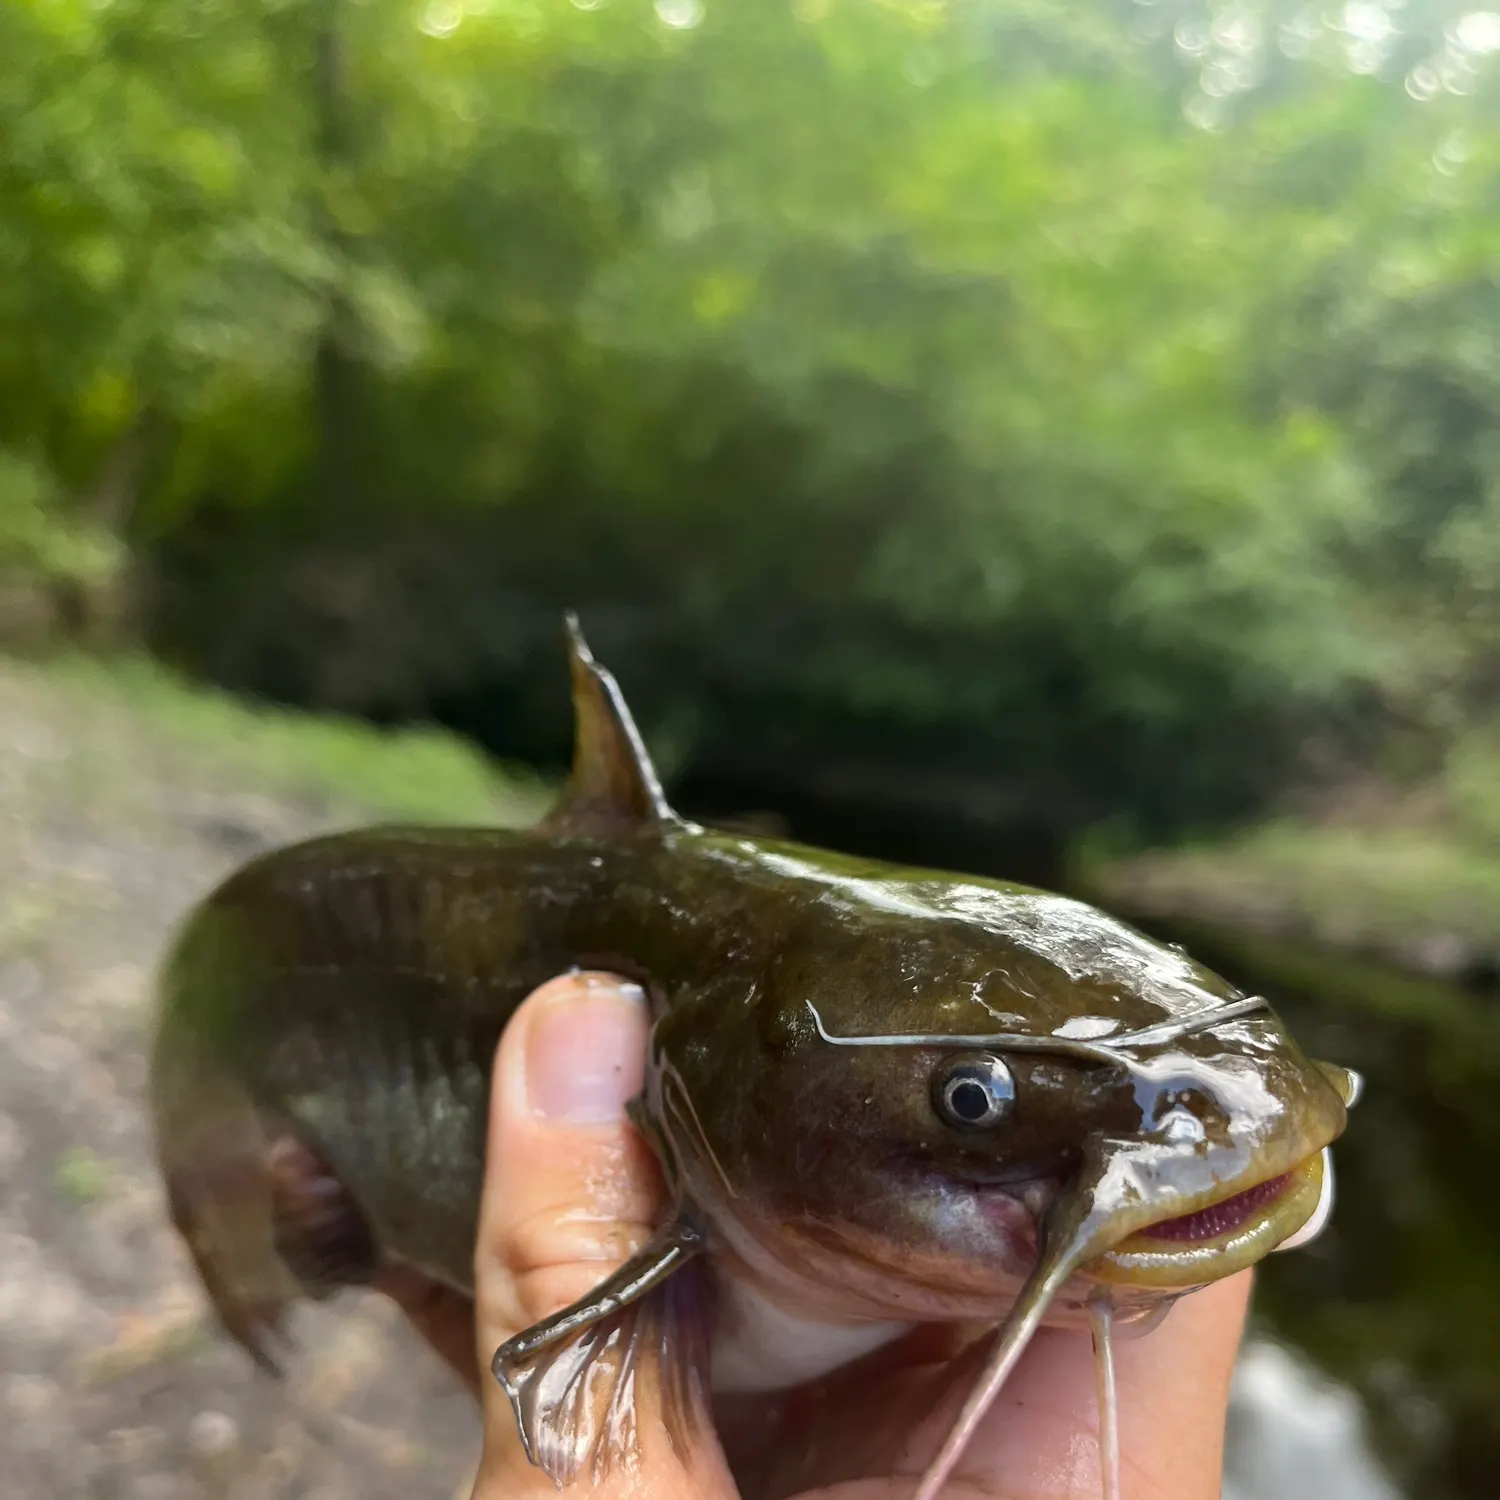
[187,1409,240,1461]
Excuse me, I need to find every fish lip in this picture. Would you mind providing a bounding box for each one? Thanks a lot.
[1129,1169,1295,1244]
[1087,1150,1328,1289]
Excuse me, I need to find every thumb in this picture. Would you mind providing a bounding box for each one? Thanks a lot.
[469,970,735,1500]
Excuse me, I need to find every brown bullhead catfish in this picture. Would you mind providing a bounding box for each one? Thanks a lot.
[150,619,1360,1500]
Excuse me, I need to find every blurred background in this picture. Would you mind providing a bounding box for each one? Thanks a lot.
[1,0,1497,1495]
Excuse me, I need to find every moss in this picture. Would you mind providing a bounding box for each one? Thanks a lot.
[1086,756,1500,978]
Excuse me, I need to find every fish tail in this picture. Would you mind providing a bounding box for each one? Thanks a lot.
[150,918,377,1371]
[157,1093,292,1372]
[154,1067,384,1370]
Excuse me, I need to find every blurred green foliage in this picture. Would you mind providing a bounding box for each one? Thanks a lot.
[0,450,121,587]
[2,0,1497,842]
[4,9,1499,1493]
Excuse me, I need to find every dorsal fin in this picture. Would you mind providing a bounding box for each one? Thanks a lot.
[541,614,675,834]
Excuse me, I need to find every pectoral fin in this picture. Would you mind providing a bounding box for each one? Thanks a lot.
[491,1216,709,1485]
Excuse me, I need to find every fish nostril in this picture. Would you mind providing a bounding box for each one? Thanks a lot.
[1143,1084,1224,1144]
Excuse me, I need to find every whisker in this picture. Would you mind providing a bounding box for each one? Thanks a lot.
[661,1064,739,1202]
[1088,1293,1121,1500]
[805,995,1271,1071]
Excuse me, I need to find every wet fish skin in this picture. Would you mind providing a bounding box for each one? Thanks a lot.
[149,617,1355,1486]
[154,818,1343,1311]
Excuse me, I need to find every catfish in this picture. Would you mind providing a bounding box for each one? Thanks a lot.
[150,618,1359,1500]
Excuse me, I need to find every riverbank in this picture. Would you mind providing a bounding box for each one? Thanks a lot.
[1089,742,1500,986]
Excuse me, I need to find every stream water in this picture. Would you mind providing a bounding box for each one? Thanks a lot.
[1225,1339,1402,1500]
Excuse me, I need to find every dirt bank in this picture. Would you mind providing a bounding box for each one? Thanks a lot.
[0,657,530,1500]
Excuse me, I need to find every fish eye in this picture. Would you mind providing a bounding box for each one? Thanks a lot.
[932,1054,1016,1131]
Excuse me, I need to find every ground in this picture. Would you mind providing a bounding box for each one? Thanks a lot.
[0,653,545,1500]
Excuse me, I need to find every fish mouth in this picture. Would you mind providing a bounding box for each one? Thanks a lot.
[1088,1150,1329,1289]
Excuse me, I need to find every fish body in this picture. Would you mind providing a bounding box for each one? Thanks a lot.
[150,620,1358,1494]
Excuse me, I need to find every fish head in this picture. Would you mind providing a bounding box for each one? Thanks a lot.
[651,864,1357,1325]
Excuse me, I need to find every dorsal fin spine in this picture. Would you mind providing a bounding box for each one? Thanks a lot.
[544,613,676,833]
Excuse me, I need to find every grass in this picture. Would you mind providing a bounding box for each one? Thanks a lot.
[1,649,552,827]
[1089,730,1500,974]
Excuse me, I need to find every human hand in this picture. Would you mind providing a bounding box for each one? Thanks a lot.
[380,970,1251,1500]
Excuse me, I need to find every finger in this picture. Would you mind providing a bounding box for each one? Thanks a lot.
[898,1271,1253,1499]
[475,971,660,1355]
[1105,1272,1252,1497]
[468,970,736,1500]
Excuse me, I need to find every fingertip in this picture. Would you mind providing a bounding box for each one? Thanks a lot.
[1104,1273,1253,1499]
[491,971,649,1131]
